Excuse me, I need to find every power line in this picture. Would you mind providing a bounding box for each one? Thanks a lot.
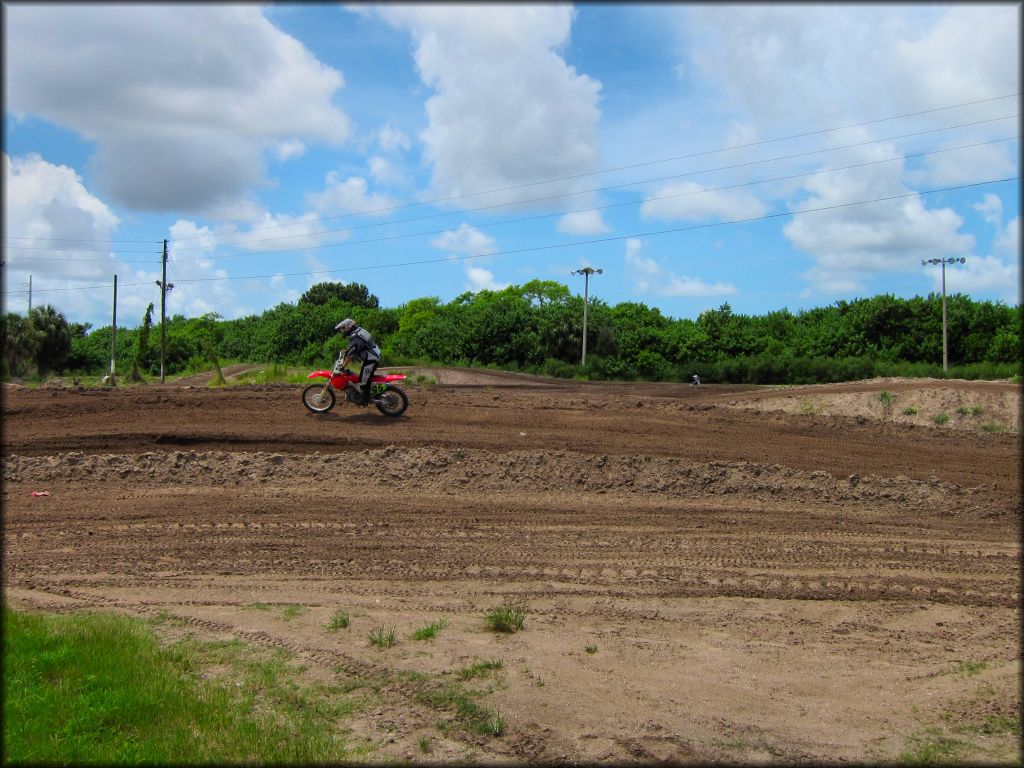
[8,134,1018,269]
[167,113,1016,253]
[165,93,1020,244]
[160,135,1018,263]
[166,177,1020,283]
[8,176,1012,296]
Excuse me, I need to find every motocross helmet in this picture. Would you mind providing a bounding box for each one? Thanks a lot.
[335,318,356,335]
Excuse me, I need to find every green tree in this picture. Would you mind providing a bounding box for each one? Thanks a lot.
[299,281,379,308]
[128,304,155,382]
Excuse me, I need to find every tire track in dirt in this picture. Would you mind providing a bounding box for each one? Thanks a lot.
[3,375,1020,764]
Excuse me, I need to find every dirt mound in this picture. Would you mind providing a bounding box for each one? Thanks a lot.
[4,446,1005,517]
[722,377,1020,432]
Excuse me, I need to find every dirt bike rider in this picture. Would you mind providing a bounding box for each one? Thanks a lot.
[334,318,381,406]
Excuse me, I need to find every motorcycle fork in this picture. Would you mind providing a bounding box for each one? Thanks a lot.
[318,380,333,402]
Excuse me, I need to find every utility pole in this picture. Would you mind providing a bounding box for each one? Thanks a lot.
[922,257,966,372]
[27,275,32,313]
[571,267,603,367]
[109,275,117,386]
[155,239,174,383]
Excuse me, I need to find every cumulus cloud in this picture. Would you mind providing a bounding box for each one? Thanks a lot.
[3,153,136,321]
[557,209,611,235]
[973,193,1004,226]
[995,216,1019,256]
[430,223,505,292]
[927,255,1019,305]
[624,238,736,297]
[373,5,602,208]
[465,266,509,292]
[912,141,1017,187]
[377,124,412,153]
[782,142,974,294]
[430,223,497,257]
[5,5,350,215]
[368,156,409,188]
[641,181,768,222]
[681,5,1019,128]
[306,173,396,216]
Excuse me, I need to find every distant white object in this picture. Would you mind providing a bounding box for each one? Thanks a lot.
[691,374,701,386]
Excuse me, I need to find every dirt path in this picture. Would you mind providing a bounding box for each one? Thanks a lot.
[2,374,1020,764]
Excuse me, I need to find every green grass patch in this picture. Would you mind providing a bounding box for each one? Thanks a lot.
[902,406,919,416]
[228,363,310,386]
[948,660,988,677]
[879,390,896,406]
[281,604,306,621]
[368,625,397,649]
[410,618,449,641]
[798,398,818,415]
[411,679,505,737]
[979,422,1007,433]
[897,726,964,765]
[483,601,526,634]
[2,606,365,764]
[933,412,951,425]
[457,659,503,681]
[585,643,598,655]
[326,609,350,631]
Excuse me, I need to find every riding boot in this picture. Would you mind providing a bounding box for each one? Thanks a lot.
[360,383,372,406]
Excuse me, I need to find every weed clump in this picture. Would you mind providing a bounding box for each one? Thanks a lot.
[484,601,526,634]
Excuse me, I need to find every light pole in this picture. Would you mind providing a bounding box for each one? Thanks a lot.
[922,256,966,372]
[571,267,602,367]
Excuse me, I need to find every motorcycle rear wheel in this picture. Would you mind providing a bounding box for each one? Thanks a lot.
[373,386,408,417]
[302,382,336,413]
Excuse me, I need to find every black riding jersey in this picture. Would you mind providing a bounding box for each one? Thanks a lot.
[346,327,381,362]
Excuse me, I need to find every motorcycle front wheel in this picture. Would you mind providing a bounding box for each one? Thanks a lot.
[302,382,336,413]
[374,386,408,417]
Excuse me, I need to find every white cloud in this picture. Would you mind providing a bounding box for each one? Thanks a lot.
[368,156,408,188]
[465,266,508,292]
[5,5,350,214]
[681,5,1019,128]
[888,5,1021,110]
[374,5,602,208]
[974,193,1004,226]
[2,153,138,322]
[430,223,504,291]
[273,139,307,162]
[928,255,1019,305]
[377,124,411,153]
[913,141,1017,187]
[995,216,1019,256]
[430,223,497,256]
[306,174,396,216]
[624,237,735,297]
[234,211,340,253]
[782,143,975,294]
[557,209,611,235]
[641,181,767,222]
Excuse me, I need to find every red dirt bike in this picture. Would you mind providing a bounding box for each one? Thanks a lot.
[302,361,409,417]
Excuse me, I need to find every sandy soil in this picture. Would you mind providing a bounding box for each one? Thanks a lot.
[2,371,1020,764]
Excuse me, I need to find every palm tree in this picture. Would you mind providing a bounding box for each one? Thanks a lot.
[29,305,72,376]
[2,312,42,377]
[129,304,155,383]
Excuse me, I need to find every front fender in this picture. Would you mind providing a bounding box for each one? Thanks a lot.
[307,370,333,380]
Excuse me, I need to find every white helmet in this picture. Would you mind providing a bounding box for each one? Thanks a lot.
[335,318,356,334]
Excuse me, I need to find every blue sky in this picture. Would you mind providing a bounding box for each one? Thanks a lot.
[3,3,1020,330]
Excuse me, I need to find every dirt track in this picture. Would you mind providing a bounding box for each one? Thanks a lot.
[2,373,1020,764]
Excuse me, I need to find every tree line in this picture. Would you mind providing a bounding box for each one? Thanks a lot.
[3,280,1021,384]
